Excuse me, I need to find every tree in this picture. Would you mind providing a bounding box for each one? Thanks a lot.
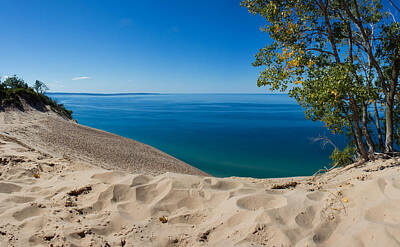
[242,0,400,161]
[3,76,28,89]
[33,80,49,94]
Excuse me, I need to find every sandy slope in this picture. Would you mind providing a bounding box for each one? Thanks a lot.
[1,110,400,246]
[0,109,206,176]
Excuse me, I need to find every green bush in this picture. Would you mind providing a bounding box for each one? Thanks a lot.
[330,146,356,167]
[0,76,73,119]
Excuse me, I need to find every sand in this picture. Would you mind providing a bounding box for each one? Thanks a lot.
[0,107,206,176]
[1,108,400,246]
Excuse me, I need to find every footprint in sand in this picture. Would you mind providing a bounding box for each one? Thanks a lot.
[210,180,239,191]
[312,218,340,244]
[378,177,400,199]
[226,211,257,227]
[0,182,22,193]
[295,206,316,229]
[377,178,387,194]
[306,191,325,201]
[392,179,400,190]
[111,184,136,203]
[365,200,400,225]
[6,196,35,204]
[236,194,287,211]
[12,205,45,221]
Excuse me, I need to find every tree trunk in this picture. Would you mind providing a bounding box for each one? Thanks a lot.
[350,120,361,156]
[385,90,395,153]
[361,102,375,153]
[349,96,369,160]
[373,101,385,152]
[385,52,399,153]
[353,119,369,160]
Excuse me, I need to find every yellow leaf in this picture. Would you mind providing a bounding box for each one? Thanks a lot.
[342,197,349,203]
[159,216,168,223]
[307,60,314,68]
[34,173,40,179]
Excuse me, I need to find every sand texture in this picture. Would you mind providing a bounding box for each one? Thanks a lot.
[0,109,400,246]
[0,108,206,176]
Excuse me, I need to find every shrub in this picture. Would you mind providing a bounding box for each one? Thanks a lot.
[330,146,356,167]
[3,76,28,89]
[0,76,73,119]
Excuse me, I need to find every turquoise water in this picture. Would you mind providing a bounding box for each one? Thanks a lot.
[49,93,346,178]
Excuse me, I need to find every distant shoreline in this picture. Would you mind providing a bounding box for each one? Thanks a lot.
[47,92,289,96]
[46,92,162,96]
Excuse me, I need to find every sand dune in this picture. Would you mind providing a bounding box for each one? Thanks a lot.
[1,110,400,246]
[0,108,206,176]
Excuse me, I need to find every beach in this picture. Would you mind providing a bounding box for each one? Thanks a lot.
[0,108,400,246]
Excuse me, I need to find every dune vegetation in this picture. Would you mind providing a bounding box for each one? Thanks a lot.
[0,75,72,119]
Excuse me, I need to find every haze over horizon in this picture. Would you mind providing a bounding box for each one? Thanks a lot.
[0,0,268,94]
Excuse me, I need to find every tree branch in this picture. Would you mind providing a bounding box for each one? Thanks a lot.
[389,0,400,14]
[305,47,335,56]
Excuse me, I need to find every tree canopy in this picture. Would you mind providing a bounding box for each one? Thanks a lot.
[242,0,400,164]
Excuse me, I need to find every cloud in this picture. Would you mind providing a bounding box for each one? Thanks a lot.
[72,76,90,81]
[1,75,9,81]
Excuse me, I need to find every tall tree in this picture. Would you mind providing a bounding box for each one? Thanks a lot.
[242,0,400,161]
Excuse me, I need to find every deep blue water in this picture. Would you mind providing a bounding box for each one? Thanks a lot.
[48,93,346,178]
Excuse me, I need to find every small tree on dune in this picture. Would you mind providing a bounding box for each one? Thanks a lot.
[33,80,49,94]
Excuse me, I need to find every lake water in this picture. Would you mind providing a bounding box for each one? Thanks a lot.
[49,93,346,178]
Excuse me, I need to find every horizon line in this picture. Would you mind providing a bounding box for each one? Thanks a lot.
[47,92,288,96]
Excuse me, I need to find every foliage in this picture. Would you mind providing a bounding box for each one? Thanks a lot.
[33,80,49,94]
[242,0,400,163]
[0,76,72,119]
[3,76,28,90]
[329,146,356,167]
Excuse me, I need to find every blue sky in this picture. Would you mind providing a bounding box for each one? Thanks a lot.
[0,0,268,93]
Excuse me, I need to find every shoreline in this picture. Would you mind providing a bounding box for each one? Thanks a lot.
[0,109,400,246]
